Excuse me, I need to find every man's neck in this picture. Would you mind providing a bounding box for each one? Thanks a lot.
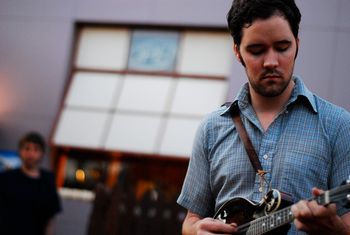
[250,80,295,131]
[21,166,40,178]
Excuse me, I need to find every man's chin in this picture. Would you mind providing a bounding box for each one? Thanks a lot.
[255,86,285,97]
[22,161,40,170]
[262,90,284,97]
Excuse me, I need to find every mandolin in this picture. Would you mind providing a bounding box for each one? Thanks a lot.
[213,181,350,235]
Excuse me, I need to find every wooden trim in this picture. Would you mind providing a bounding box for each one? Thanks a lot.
[74,67,227,81]
[75,21,229,33]
[56,154,68,187]
[52,145,190,163]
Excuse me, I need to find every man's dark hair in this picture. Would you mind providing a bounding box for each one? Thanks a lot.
[18,131,46,153]
[227,0,301,46]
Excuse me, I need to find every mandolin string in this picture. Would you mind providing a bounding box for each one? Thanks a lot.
[237,222,252,231]
[331,195,348,203]
[312,185,349,205]
[231,185,350,233]
[329,185,349,199]
[239,191,347,231]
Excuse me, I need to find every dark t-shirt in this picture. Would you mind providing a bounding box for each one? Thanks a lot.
[0,168,62,235]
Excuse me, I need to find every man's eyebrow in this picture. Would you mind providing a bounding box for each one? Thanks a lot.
[275,39,292,45]
[246,43,264,49]
[246,40,292,49]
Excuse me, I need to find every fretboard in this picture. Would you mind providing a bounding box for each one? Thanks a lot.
[245,206,294,235]
[242,184,348,235]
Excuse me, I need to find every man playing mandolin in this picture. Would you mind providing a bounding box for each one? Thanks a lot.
[177,0,350,234]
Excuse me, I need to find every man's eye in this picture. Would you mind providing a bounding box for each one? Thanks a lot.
[276,46,289,52]
[275,42,291,52]
[248,48,265,55]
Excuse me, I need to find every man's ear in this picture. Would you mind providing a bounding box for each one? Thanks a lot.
[233,43,246,67]
[295,37,299,59]
[233,44,241,62]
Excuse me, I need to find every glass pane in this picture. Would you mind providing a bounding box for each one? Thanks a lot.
[170,78,227,116]
[76,27,130,70]
[53,109,110,148]
[128,30,179,71]
[177,32,233,76]
[159,117,201,157]
[105,113,162,153]
[64,158,109,190]
[116,75,173,113]
[65,72,123,109]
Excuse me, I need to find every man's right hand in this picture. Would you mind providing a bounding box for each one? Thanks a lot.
[182,211,238,235]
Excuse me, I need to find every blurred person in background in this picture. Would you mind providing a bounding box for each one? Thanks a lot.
[0,131,62,235]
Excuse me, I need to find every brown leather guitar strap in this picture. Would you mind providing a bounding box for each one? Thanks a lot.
[229,104,268,191]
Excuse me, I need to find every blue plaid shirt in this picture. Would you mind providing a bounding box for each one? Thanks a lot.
[177,76,350,234]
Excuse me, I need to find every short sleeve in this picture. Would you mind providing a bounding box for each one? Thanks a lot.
[177,119,215,217]
[43,171,62,218]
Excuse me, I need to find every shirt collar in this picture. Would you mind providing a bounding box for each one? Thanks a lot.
[220,75,318,116]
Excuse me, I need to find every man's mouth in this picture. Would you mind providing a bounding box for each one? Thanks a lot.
[263,73,281,78]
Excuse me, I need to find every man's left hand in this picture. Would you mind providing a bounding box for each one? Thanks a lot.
[291,187,350,235]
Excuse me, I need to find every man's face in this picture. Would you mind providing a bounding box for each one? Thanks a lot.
[235,15,299,97]
[20,142,43,170]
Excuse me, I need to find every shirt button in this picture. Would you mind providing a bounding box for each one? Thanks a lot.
[263,154,268,160]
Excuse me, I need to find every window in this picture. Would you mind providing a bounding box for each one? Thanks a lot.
[51,24,233,204]
[53,25,232,158]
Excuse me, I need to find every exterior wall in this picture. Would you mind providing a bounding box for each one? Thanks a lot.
[1,0,350,150]
[0,0,349,234]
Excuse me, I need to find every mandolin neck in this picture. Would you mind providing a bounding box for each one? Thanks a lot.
[245,206,294,235]
[244,186,344,235]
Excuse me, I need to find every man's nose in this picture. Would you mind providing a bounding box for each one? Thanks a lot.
[263,50,279,68]
[26,149,38,157]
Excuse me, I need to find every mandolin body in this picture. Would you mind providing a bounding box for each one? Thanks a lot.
[212,182,350,234]
[213,190,293,235]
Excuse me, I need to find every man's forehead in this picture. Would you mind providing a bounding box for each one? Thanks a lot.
[240,15,295,43]
[22,142,42,148]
